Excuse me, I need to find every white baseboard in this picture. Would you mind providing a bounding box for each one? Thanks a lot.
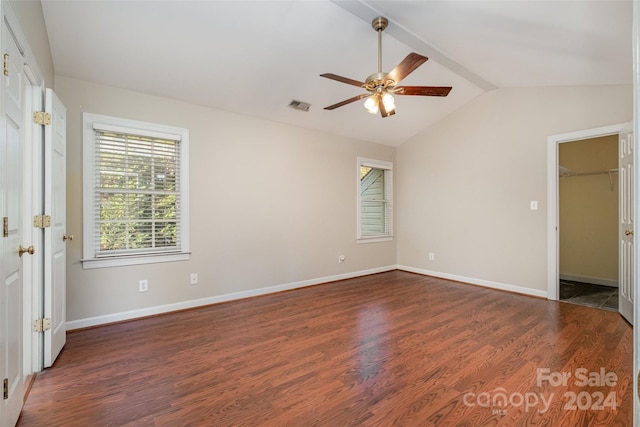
[397,265,548,299]
[559,274,618,288]
[67,265,397,330]
[68,265,552,330]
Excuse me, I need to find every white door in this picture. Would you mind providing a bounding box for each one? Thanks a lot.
[43,88,66,368]
[619,123,634,324]
[1,25,26,427]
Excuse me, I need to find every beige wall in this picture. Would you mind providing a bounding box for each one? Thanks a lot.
[8,0,54,87]
[396,86,632,294]
[56,76,396,322]
[559,136,618,285]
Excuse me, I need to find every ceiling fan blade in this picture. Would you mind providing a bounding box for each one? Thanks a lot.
[394,86,452,97]
[320,73,365,88]
[324,94,369,110]
[386,53,428,85]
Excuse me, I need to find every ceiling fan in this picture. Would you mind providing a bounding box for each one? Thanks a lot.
[321,16,452,118]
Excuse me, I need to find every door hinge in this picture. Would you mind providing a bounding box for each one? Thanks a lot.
[2,217,7,237]
[33,214,51,228]
[3,378,7,400]
[33,111,51,126]
[3,54,8,76]
[33,318,51,333]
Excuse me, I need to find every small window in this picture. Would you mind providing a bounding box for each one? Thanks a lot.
[357,157,393,242]
[82,113,190,268]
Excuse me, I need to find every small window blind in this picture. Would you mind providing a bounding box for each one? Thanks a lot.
[360,166,392,237]
[357,157,393,241]
[93,129,181,257]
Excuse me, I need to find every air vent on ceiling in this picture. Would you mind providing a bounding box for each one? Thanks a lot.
[288,99,311,112]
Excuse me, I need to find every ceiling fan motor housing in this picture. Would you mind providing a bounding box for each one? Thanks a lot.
[365,72,393,92]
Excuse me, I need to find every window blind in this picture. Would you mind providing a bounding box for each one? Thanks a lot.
[360,165,393,237]
[94,130,181,257]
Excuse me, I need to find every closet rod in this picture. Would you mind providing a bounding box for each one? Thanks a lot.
[560,168,618,177]
[560,168,619,191]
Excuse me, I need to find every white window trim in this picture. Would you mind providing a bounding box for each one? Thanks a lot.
[82,113,190,269]
[357,157,393,243]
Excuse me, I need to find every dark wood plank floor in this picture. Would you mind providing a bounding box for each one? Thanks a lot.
[17,271,632,426]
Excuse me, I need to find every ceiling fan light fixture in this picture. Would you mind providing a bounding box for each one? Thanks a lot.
[364,91,395,116]
[382,92,395,112]
[364,94,379,114]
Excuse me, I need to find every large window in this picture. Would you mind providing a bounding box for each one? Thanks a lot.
[82,113,190,268]
[357,157,393,242]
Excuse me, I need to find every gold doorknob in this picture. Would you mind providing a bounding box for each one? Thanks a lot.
[626,230,634,236]
[18,245,34,257]
[63,234,74,242]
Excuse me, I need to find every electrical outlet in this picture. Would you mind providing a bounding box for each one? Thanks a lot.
[338,254,346,263]
[139,279,148,292]
[428,253,435,261]
[190,273,198,285]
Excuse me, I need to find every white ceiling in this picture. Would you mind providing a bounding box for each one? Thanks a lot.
[40,0,632,147]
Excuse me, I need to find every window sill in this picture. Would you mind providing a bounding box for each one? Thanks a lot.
[81,252,191,269]
[357,236,394,244]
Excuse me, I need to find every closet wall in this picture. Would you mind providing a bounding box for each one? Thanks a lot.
[559,135,619,286]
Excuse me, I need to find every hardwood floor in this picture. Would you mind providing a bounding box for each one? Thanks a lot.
[17,271,632,426]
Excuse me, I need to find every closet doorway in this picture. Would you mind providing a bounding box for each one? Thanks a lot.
[558,135,619,311]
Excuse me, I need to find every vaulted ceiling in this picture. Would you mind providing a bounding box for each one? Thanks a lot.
[41,0,632,147]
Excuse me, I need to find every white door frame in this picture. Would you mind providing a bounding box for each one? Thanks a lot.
[547,123,629,301]
[23,66,45,374]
